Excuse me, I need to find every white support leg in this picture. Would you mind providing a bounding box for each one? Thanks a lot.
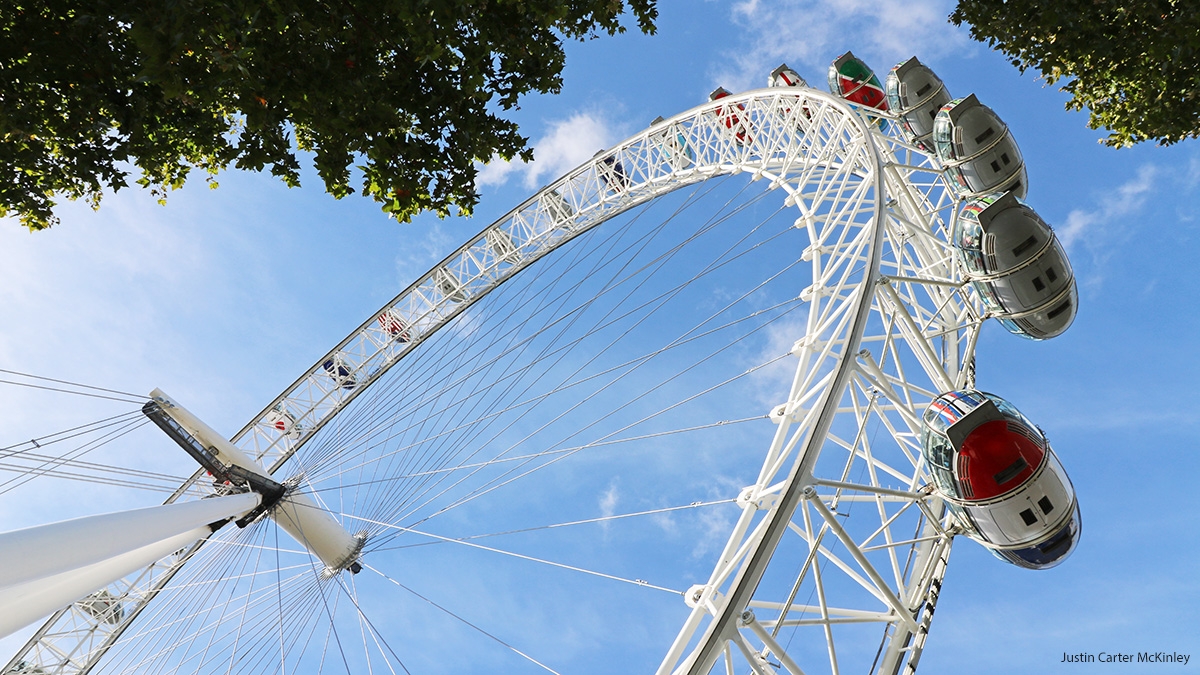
[0,492,260,639]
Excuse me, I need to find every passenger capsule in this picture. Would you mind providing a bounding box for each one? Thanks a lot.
[709,87,751,145]
[768,63,807,88]
[435,268,467,302]
[651,115,694,170]
[541,188,575,221]
[827,51,887,111]
[954,192,1076,339]
[922,390,1081,570]
[885,56,951,151]
[79,590,124,624]
[265,402,304,440]
[593,149,630,192]
[933,94,1027,198]
[322,355,356,390]
[377,308,411,343]
[768,63,812,124]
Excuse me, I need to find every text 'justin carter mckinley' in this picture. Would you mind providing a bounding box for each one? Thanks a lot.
[1062,652,1190,665]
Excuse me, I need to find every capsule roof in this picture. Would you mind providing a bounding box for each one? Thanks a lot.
[709,86,732,102]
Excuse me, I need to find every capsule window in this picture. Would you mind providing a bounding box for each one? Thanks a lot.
[1012,235,1038,257]
[1020,508,1037,526]
[916,83,932,97]
[1032,276,1045,292]
[1001,152,1011,166]
[1047,300,1072,320]
[994,456,1028,485]
[1046,267,1058,282]
[974,127,995,145]
[990,160,1001,172]
[1038,496,1054,514]
[1042,531,1073,556]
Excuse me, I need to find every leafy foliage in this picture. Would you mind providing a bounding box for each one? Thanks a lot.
[0,0,656,230]
[951,0,1200,147]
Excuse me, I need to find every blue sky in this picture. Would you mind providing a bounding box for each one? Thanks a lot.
[2,1,1198,673]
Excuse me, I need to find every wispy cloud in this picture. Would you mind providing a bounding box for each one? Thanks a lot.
[1059,164,1158,249]
[599,479,620,535]
[716,0,970,92]
[745,312,807,409]
[1057,164,1159,289]
[477,112,618,191]
[690,495,739,561]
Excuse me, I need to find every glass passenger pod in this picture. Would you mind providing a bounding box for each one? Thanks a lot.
[485,227,520,262]
[265,402,304,440]
[954,191,1077,339]
[321,353,356,390]
[827,51,888,111]
[377,307,411,343]
[769,63,807,88]
[921,390,1080,568]
[435,268,467,303]
[885,56,951,151]
[708,87,751,145]
[79,590,124,624]
[592,149,630,192]
[541,188,575,222]
[650,116,694,171]
[933,94,1027,198]
[768,63,813,124]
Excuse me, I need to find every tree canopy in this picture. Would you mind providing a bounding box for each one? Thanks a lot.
[0,1,656,230]
[951,0,1200,147]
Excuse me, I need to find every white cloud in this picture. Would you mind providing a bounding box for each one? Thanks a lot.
[745,312,808,409]
[715,0,971,92]
[1059,164,1159,249]
[475,156,524,189]
[690,481,743,561]
[1056,163,1161,290]
[599,479,620,535]
[392,220,458,284]
[475,112,618,191]
[1186,150,1200,190]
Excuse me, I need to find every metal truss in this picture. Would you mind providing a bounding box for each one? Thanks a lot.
[656,106,979,674]
[5,87,978,675]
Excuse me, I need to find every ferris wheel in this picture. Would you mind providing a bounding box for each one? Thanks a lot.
[2,53,1079,675]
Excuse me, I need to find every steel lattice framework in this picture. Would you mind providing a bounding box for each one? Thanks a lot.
[6,86,982,675]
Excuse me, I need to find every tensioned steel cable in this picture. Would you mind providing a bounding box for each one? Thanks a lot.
[0,415,151,496]
[296,176,736,482]
[295,177,787,535]
[0,369,149,404]
[372,207,806,533]
[284,181,729,528]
